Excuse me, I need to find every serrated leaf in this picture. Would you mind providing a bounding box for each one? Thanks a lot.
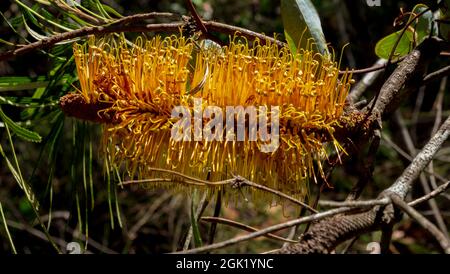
[375,30,414,60]
[281,0,329,55]
[0,107,42,143]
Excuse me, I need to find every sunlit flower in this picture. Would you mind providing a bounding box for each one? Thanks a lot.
[72,34,353,202]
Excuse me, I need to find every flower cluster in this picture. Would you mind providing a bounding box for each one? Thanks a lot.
[72,35,353,202]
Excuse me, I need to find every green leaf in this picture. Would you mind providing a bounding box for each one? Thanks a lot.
[375,30,414,60]
[284,30,298,56]
[374,4,435,60]
[439,0,450,41]
[101,4,122,18]
[0,107,42,142]
[0,95,58,107]
[281,0,329,55]
[190,193,203,248]
[0,76,48,92]
[410,4,436,45]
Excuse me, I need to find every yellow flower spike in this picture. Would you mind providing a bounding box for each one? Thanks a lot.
[72,34,353,204]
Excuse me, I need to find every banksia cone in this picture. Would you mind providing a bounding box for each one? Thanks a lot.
[63,34,353,203]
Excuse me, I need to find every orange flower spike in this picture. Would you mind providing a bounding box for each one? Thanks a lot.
[72,35,353,204]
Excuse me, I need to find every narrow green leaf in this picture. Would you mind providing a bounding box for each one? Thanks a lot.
[0,76,48,92]
[0,95,58,107]
[16,0,73,32]
[281,0,329,55]
[190,193,203,248]
[101,4,122,18]
[284,30,298,56]
[0,202,17,254]
[0,107,42,142]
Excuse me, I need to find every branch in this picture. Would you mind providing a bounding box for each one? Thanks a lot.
[423,65,450,84]
[318,198,389,208]
[383,115,450,199]
[409,181,450,207]
[122,170,317,213]
[364,38,441,119]
[0,14,284,62]
[0,22,183,62]
[390,195,450,254]
[185,0,208,35]
[200,217,298,243]
[173,206,353,254]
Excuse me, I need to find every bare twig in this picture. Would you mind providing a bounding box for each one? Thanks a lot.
[348,59,387,103]
[409,181,450,207]
[185,0,208,35]
[390,195,450,254]
[200,217,298,243]
[393,111,449,238]
[122,172,317,213]
[381,135,449,183]
[384,115,450,198]
[319,198,389,208]
[0,22,184,62]
[0,14,285,62]
[6,220,67,250]
[423,65,450,84]
[341,236,359,254]
[128,192,172,241]
[173,206,353,254]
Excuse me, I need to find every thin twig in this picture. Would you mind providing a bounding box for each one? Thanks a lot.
[185,0,208,35]
[238,177,317,213]
[381,135,449,183]
[201,217,298,243]
[409,181,450,207]
[341,236,359,254]
[122,171,317,213]
[385,115,450,198]
[319,198,389,208]
[173,206,354,254]
[348,59,387,103]
[0,14,285,62]
[0,22,184,61]
[6,220,67,250]
[390,195,450,254]
[393,111,449,238]
[423,65,450,84]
